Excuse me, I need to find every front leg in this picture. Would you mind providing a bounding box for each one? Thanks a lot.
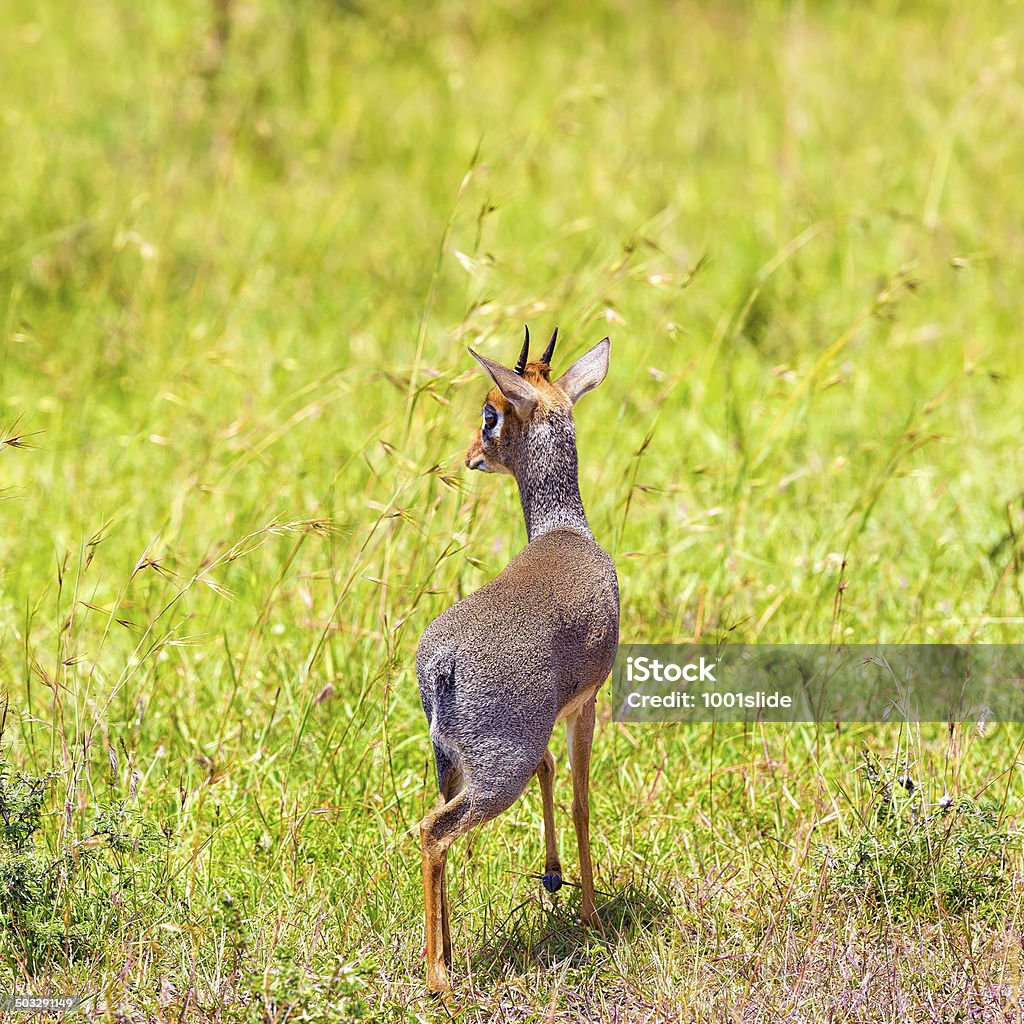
[567,696,600,928]
[536,749,562,892]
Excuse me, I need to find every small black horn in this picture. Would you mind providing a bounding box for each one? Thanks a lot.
[514,325,530,376]
[540,326,558,366]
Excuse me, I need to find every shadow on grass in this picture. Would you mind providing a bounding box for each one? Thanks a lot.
[468,874,674,985]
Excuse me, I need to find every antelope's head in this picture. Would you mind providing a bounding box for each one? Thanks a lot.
[465,327,610,476]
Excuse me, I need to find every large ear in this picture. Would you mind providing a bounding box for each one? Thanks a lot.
[468,349,538,419]
[556,337,610,405]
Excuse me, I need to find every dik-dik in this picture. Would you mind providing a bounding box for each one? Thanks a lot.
[417,327,620,994]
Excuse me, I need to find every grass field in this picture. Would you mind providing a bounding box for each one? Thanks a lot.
[2,0,1024,1020]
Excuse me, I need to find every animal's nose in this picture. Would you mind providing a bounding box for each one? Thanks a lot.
[466,452,486,471]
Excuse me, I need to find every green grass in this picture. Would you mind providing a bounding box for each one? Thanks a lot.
[2,0,1024,1019]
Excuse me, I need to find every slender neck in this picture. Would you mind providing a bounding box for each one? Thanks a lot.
[514,412,592,542]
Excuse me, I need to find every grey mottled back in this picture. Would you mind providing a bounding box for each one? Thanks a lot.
[418,528,619,802]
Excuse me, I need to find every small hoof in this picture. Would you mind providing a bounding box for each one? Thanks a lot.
[426,964,451,995]
[542,871,563,893]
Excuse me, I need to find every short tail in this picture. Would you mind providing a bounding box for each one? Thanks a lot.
[428,661,463,797]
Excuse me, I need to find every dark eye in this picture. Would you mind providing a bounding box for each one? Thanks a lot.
[482,405,498,431]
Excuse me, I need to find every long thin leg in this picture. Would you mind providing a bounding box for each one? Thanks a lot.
[420,823,449,993]
[420,782,510,994]
[567,697,600,928]
[439,850,452,967]
[536,749,562,892]
[436,772,462,971]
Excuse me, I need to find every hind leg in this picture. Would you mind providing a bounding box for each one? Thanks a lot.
[436,769,463,970]
[420,817,450,994]
[439,858,452,969]
[420,781,519,994]
[536,749,562,892]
